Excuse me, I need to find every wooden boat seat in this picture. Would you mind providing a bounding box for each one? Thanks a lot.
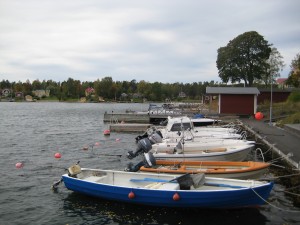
[144,182,180,190]
[158,182,180,190]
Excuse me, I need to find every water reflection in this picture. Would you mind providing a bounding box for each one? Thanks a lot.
[63,192,268,225]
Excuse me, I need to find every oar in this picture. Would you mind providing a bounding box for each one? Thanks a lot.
[130,173,196,189]
[130,173,190,183]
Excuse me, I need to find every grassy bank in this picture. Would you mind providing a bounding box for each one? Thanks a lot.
[258,101,300,126]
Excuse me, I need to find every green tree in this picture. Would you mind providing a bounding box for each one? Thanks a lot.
[260,47,285,86]
[23,79,32,95]
[216,31,271,86]
[137,80,151,99]
[32,79,42,90]
[99,76,113,99]
[287,53,300,87]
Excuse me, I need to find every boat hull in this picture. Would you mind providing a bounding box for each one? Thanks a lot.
[62,169,273,209]
[140,161,270,179]
[152,145,254,162]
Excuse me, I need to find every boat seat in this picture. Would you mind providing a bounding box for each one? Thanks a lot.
[144,182,180,190]
[84,176,107,183]
[158,183,180,190]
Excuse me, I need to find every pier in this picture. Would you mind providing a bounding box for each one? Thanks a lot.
[240,118,300,169]
[103,112,187,124]
[109,123,152,132]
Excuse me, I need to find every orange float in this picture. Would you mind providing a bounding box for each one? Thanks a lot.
[255,112,263,120]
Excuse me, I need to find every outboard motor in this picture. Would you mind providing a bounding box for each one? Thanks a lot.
[143,152,156,168]
[148,131,163,144]
[135,132,149,142]
[127,137,152,159]
[125,152,156,172]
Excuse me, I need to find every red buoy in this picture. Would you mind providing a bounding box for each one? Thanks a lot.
[173,192,180,201]
[103,129,110,135]
[15,162,23,169]
[128,191,135,199]
[255,112,264,120]
[54,153,61,159]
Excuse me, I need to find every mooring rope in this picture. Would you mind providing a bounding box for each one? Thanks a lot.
[273,184,300,197]
[265,173,300,180]
[251,188,300,213]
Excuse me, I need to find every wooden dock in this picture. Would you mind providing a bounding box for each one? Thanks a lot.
[103,112,183,124]
[109,123,152,132]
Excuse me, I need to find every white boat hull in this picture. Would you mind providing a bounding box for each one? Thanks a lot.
[152,144,254,161]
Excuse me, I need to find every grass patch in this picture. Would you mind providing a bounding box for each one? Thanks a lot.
[258,101,300,126]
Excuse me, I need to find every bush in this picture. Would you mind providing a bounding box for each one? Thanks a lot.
[277,112,300,126]
[287,91,300,103]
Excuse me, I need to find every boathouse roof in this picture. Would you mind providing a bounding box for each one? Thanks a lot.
[206,87,260,95]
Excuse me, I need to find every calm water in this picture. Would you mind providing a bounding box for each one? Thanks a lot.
[0,102,299,225]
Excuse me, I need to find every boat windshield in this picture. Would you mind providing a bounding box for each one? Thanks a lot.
[170,122,191,131]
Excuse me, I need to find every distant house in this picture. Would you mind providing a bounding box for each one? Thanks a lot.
[206,87,260,115]
[120,93,128,99]
[1,88,11,97]
[25,95,33,102]
[80,97,86,103]
[15,92,24,98]
[258,88,292,104]
[178,91,186,98]
[85,87,95,96]
[32,90,50,98]
[276,78,288,89]
[98,96,105,102]
[132,93,142,99]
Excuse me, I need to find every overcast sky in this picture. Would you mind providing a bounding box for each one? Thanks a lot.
[1,0,299,84]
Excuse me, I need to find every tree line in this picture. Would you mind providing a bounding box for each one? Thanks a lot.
[0,78,219,101]
[1,31,299,102]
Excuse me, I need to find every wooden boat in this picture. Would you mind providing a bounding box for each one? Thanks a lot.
[62,164,273,208]
[139,160,270,179]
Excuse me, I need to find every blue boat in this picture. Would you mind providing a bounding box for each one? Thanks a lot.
[61,165,273,209]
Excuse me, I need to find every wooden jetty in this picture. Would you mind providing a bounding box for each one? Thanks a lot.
[103,112,184,125]
[109,123,152,132]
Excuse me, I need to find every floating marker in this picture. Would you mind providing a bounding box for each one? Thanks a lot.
[103,129,110,135]
[15,162,23,169]
[54,153,61,159]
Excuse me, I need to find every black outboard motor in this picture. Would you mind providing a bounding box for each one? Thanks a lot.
[125,152,156,172]
[127,137,152,159]
[135,132,149,142]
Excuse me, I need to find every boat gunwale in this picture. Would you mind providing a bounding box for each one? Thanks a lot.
[139,160,270,175]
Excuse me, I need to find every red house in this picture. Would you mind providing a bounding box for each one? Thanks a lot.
[206,87,260,115]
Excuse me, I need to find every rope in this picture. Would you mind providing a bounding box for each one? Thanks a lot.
[273,184,300,196]
[251,188,300,213]
[258,173,300,181]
